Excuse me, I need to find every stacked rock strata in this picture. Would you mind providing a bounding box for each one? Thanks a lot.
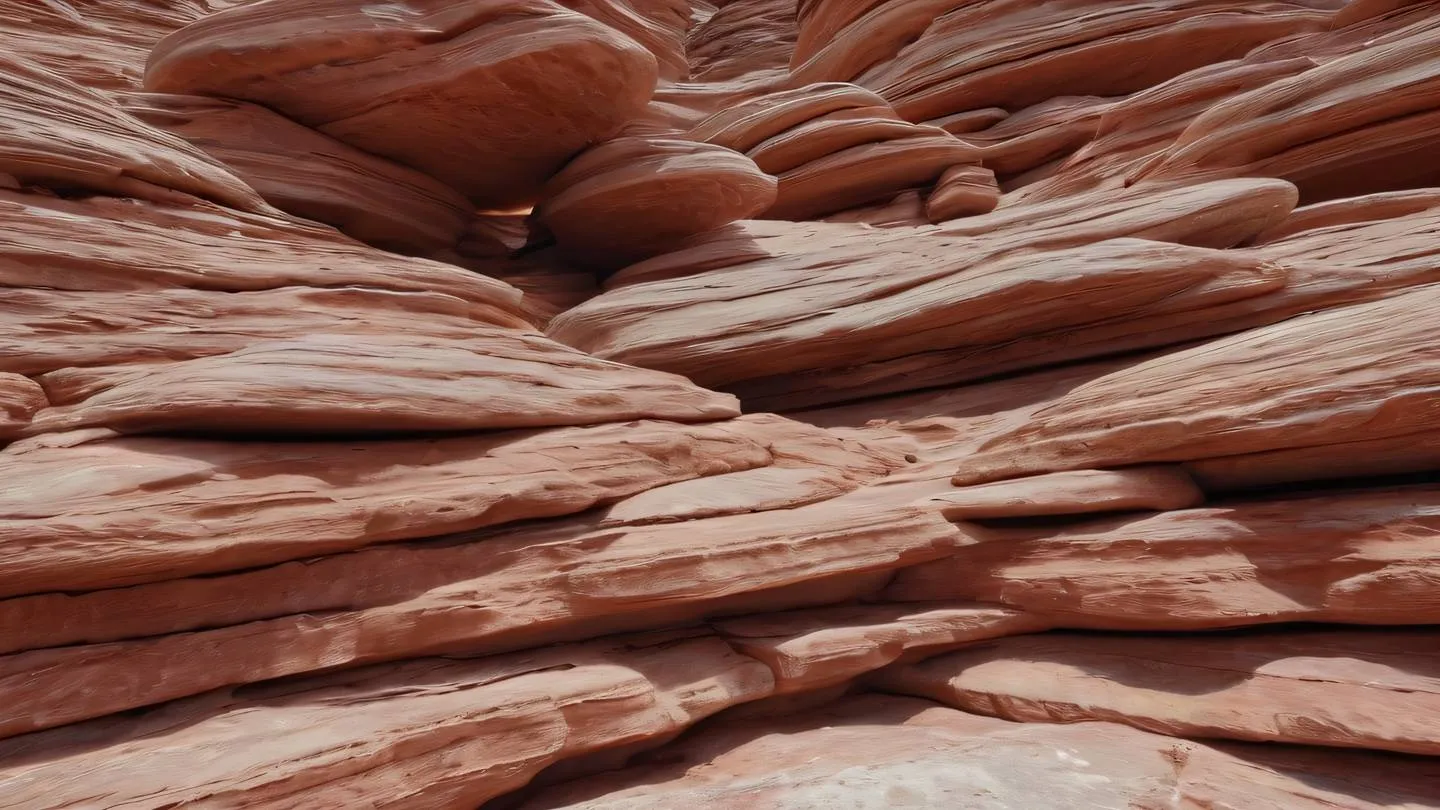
[1,0,1438,807]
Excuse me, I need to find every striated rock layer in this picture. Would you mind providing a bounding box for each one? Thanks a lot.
[2,0,1440,807]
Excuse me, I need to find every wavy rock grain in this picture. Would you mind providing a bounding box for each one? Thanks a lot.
[0,53,266,210]
[27,332,739,436]
[952,286,1440,486]
[516,695,1440,810]
[0,191,532,327]
[535,135,776,270]
[878,628,1440,755]
[3,0,1440,805]
[145,0,660,206]
[121,92,474,253]
[891,484,1440,628]
[0,632,774,809]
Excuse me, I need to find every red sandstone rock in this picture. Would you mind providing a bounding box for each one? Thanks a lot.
[0,190,533,328]
[120,93,474,254]
[1,285,507,376]
[686,0,797,82]
[890,484,1440,629]
[563,0,692,81]
[0,413,901,653]
[1250,188,1440,244]
[4,0,1440,805]
[0,466,957,737]
[717,603,1048,694]
[0,631,775,809]
[0,53,267,210]
[878,628,1440,755]
[515,695,1440,809]
[925,466,1206,521]
[1131,16,1440,202]
[0,374,44,443]
[1012,57,1315,201]
[550,232,1289,406]
[951,286,1440,486]
[765,129,980,220]
[144,0,660,207]
[0,417,785,599]
[794,0,1332,119]
[690,82,890,150]
[26,332,740,436]
[553,177,1331,410]
[534,135,776,271]
[0,0,227,94]
[925,164,999,221]
[965,95,1114,179]
[691,83,982,219]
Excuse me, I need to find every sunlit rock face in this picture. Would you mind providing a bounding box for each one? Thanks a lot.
[2,0,1439,808]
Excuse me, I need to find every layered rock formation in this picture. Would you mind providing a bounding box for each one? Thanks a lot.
[2,0,1439,808]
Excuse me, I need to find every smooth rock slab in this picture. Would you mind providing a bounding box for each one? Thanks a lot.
[515,694,1440,810]
[0,285,502,376]
[553,235,1284,393]
[924,466,1205,521]
[890,484,1440,629]
[121,92,474,254]
[28,332,739,436]
[877,628,1440,755]
[716,603,1048,694]
[0,477,957,737]
[535,135,775,271]
[145,0,659,207]
[0,52,266,210]
[0,191,532,327]
[1132,16,1440,202]
[952,285,1440,486]
[0,417,780,598]
[0,632,774,810]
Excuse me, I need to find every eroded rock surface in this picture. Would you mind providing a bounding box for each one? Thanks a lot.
[120,92,475,253]
[144,0,660,207]
[515,695,1440,810]
[3,0,1439,807]
[878,628,1440,754]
